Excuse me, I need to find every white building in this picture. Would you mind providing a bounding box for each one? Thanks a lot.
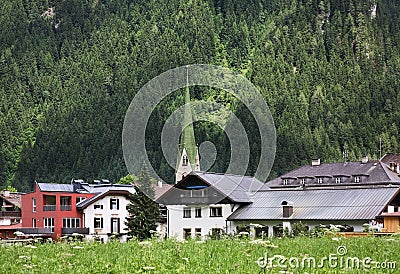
[76,185,135,242]
[158,156,400,239]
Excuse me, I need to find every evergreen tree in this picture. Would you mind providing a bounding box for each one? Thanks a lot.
[125,165,160,240]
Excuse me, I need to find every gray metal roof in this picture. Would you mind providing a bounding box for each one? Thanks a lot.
[195,172,265,203]
[228,187,400,221]
[38,183,74,192]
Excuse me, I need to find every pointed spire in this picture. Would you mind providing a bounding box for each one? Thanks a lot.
[180,66,197,170]
[176,66,200,183]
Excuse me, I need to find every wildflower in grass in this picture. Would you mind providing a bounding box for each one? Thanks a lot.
[182,257,189,262]
[73,246,84,249]
[19,255,30,259]
[195,240,205,244]
[138,241,152,247]
[142,266,155,270]
[267,244,279,248]
[331,237,340,241]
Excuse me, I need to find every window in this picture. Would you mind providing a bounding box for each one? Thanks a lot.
[210,207,223,217]
[335,177,341,184]
[32,198,36,212]
[94,218,103,229]
[182,155,188,166]
[111,218,120,233]
[76,197,86,204]
[110,198,119,210]
[317,178,323,184]
[354,176,360,183]
[283,179,288,185]
[60,196,72,211]
[195,228,202,237]
[32,218,37,228]
[183,228,191,239]
[183,207,191,218]
[300,178,306,185]
[195,207,202,218]
[94,204,103,209]
[255,226,269,238]
[63,218,81,228]
[44,218,55,233]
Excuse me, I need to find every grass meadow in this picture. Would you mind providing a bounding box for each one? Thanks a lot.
[1,236,399,273]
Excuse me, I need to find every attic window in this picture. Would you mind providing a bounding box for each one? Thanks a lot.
[182,155,188,166]
[317,178,323,184]
[354,176,360,183]
[300,178,306,185]
[282,179,288,185]
[335,177,342,184]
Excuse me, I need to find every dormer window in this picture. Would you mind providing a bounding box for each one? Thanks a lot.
[317,178,323,184]
[300,178,306,185]
[335,177,341,184]
[283,179,288,185]
[354,176,360,183]
[182,155,188,166]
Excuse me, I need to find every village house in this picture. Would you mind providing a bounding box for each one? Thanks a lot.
[20,180,135,241]
[0,190,22,239]
[158,154,400,239]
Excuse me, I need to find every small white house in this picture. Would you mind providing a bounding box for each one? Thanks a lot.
[77,187,135,242]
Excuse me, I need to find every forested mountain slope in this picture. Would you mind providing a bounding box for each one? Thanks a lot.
[1,0,399,191]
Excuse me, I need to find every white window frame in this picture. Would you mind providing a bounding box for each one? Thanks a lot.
[317,178,323,184]
[183,207,191,218]
[335,177,341,184]
[94,217,103,229]
[210,206,223,217]
[62,218,81,228]
[110,198,119,210]
[354,176,360,183]
[32,198,36,212]
[44,217,55,233]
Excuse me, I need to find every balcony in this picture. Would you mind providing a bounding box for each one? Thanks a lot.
[60,205,72,211]
[17,228,52,235]
[43,205,56,211]
[61,227,89,235]
[0,211,21,218]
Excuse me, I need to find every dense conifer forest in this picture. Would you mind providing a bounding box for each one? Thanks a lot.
[1,0,399,191]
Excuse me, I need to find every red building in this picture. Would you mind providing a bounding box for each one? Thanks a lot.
[21,181,95,240]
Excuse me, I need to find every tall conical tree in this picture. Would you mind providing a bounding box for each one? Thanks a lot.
[125,164,160,240]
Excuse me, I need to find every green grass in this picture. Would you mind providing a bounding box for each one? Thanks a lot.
[1,236,399,273]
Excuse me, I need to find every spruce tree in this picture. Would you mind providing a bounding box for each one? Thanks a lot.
[125,165,160,240]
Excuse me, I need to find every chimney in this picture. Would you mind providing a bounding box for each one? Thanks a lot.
[157,181,163,188]
[72,179,84,192]
[281,201,293,218]
[311,159,320,166]
[362,156,368,164]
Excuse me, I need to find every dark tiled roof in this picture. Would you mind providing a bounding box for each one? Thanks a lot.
[265,160,400,188]
[1,193,22,208]
[228,187,400,221]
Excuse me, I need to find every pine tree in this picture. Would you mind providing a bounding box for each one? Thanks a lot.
[125,165,160,240]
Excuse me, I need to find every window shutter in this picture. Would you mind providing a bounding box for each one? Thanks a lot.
[117,199,119,210]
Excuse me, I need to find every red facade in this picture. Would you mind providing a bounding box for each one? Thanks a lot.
[21,183,95,240]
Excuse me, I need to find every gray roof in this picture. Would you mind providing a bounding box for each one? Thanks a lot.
[38,183,74,192]
[76,185,135,208]
[195,172,264,203]
[265,160,400,188]
[228,187,400,221]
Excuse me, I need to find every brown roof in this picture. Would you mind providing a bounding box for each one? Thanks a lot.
[154,183,173,200]
[1,193,22,209]
[381,153,400,164]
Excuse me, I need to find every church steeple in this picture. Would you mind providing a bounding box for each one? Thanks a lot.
[176,66,200,183]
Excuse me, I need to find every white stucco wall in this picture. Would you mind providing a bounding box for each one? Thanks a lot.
[83,194,130,242]
[167,204,233,240]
